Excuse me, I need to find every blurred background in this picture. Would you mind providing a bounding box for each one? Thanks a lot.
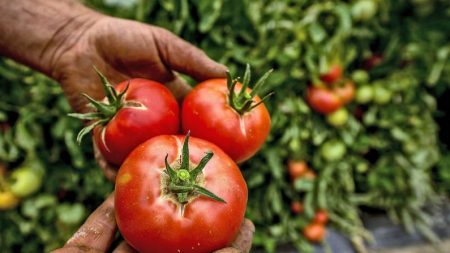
[0,0,449,252]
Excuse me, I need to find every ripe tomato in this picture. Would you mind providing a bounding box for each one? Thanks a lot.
[0,191,20,210]
[115,134,248,253]
[291,201,304,214]
[313,210,329,224]
[288,160,308,181]
[71,70,180,166]
[326,108,349,127]
[306,86,343,114]
[303,223,326,243]
[320,64,343,85]
[334,81,355,104]
[303,170,317,179]
[182,68,271,163]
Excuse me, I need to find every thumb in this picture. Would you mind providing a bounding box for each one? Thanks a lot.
[152,26,227,81]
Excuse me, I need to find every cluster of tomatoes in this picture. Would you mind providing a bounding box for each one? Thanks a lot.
[306,64,355,127]
[288,160,329,243]
[72,66,271,253]
[0,163,43,210]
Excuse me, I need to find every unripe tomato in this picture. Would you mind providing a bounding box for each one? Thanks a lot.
[355,85,374,104]
[320,64,343,85]
[313,210,329,224]
[321,140,347,162]
[288,160,308,181]
[303,223,326,243]
[291,201,304,214]
[351,70,369,84]
[373,86,392,105]
[9,167,42,198]
[0,191,20,210]
[307,86,343,114]
[326,108,349,127]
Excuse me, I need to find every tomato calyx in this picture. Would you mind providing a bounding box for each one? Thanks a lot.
[227,64,273,115]
[69,67,145,144]
[163,133,226,206]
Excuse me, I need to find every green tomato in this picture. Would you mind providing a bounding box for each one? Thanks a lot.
[356,162,369,173]
[321,140,347,162]
[326,108,349,127]
[9,167,42,198]
[355,85,374,104]
[373,86,392,104]
[351,70,369,84]
[352,0,378,21]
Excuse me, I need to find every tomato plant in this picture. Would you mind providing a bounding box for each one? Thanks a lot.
[303,223,326,243]
[306,86,343,114]
[70,69,180,166]
[115,133,247,253]
[182,66,272,163]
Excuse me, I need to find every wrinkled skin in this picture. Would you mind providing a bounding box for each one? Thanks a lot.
[115,135,248,253]
[182,80,271,163]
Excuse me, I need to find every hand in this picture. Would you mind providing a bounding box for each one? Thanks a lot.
[51,193,255,253]
[48,14,227,179]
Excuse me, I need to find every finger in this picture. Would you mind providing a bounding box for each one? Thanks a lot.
[93,139,118,182]
[152,26,227,81]
[231,219,255,253]
[51,246,103,253]
[165,74,192,101]
[112,241,137,253]
[213,248,242,253]
[65,193,117,252]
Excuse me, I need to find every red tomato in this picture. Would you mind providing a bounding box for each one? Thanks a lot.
[303,223,326,243]
[334,81,355,104]
[314,210,329,224]
[320,64,343,85]
[288,160,308,181]
[115,134,248,253]
[306,86,343,114]
[363,54,383,70]
[91,78,179,165]
[291,201,304,214]
[182,79,271,163]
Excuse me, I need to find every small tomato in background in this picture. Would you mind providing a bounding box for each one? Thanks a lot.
[303,223,326,243]
[307,86,343,114]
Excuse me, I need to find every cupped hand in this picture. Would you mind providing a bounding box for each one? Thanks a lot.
[49,14,227,179]
[51,193,255,253]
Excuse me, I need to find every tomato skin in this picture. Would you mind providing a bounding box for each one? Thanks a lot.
[115,135,248,253]
[320,64,343,85]
[181,79,270,163]
[307,86,343,114]
[94,79,180,166]
[314,210,329,224]
[373,85,392,104]
[303,223,326,243]
[288,160,308,181]
[355,85,374,104]
[321,140,347,162]
[334,81,355,104]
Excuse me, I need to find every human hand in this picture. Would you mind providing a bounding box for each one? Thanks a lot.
[51,193,255,253]
[46,13,227,179]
